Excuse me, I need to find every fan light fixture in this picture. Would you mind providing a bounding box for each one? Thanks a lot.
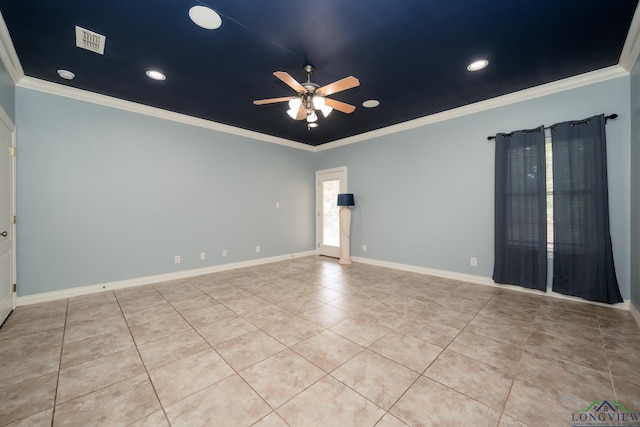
[312,95,325,110]
[289,98,302,110]
[253,65,360,129]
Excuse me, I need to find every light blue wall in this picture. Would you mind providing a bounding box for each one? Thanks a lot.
[316,76,632,300]
[631,57,640,309]
[13,74,634,301]
[0,58,14,122]
[15,88,316,296]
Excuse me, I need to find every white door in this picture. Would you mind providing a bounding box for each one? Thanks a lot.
[316,167,346,258]
[0,114,15,325]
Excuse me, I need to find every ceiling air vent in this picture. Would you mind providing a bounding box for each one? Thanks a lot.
[75,26,106,55]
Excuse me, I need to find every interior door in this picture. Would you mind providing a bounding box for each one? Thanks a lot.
[316,167,346,258]
[0,115,15,325]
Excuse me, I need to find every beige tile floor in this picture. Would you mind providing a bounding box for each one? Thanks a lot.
[1,256,639,426]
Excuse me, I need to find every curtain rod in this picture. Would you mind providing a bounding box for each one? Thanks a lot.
[486,114,618,141]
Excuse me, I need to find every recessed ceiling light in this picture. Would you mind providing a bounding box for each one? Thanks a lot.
[467,59,489,72]
[362,99,380,108]
[57,69,75,80]
[189,5,222,30]
[146,70,166,81]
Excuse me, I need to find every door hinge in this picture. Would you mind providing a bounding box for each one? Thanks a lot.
[13,215,16,225]
[12,283,16,293]
[9,146,15,156]
[317,243,320,249]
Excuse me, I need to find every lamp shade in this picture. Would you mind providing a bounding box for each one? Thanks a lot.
[288,98,302,110]
[337,193,355,207]
[286,108,298,119]
[307,110,318,123]
[312,95,326,110]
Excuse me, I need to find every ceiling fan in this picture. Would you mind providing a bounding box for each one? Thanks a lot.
[253,65,360,128]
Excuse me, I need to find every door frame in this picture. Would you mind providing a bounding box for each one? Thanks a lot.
[0,105,16,318]
[315,166,347,258]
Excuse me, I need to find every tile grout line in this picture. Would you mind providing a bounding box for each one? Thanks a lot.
[114,288,172,427]
[218,275,364,426]
[420,292,510,426]
[158,278,291,425]
[331,316,429,424]
[49,297,70,427]
[495,294,542,426]
[45,294,158,424]
[248,302,356,421]
[147,280,251,420]
[214,273,387,425]
[339,288,496,426]
[596,311,618,401]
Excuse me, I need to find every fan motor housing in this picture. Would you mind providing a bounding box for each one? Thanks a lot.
[302,82,319,94]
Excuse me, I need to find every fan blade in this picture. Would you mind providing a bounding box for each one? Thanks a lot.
[295,105,307,120]
[253,96,295,105]
[274,71,306,93]
[317,76,360,96]
[324,98,356,114]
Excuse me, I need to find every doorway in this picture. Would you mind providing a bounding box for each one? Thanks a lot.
[0,110,15,325]
[316,167,346,258]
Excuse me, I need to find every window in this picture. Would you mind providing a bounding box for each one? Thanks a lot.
[545,137,553,252]
[492,127,547,291]
[548,115,621,302]
[494,115,622,302]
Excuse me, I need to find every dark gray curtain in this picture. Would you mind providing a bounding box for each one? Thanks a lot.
[550,114,623,303]
[493,126,547,291]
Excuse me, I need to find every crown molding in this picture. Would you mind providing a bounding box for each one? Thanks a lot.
[0,11,24,84]
[10,55,640,152]
[15,64,628,155]
[620,2,640,72]
[317,65,629,151]
[17,62,628,154]
[16,76,316,152]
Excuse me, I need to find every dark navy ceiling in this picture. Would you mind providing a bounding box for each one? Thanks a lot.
[1,1,637,146]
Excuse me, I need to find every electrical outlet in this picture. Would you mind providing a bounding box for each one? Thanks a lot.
[470,257,477,266]
[175,255,181,264]
[276,202,280,208]
[256,245,261,253]
[223,249,227,257]
[200,252,206,260]
[362,244,367,252]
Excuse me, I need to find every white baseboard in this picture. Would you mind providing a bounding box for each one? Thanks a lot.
[351,256,495,286]
[631,301,640,328]
[18,252,634,316]
[16,251,316,306]
[351,256,631,311]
